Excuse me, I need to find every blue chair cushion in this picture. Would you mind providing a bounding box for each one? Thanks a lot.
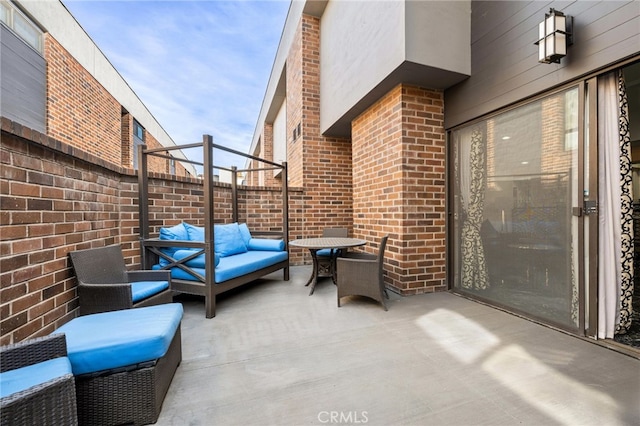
[55,303,183,375]
[0,357,72,398]
[130,280,170,303]
[214,223,247,257]
[316,248,333,257]
[248,238,285,251]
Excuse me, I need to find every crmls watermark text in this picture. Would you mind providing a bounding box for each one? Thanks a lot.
[317,411,369,424]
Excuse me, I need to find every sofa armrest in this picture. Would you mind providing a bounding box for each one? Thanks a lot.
[0,334,67,373]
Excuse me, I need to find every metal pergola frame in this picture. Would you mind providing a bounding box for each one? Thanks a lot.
[137,134,289,318]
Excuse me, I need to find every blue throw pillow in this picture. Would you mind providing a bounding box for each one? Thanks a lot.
[184,223,205,242]
[248,238,285,251]
[214,223,247,257]
[158,223,189,265]
[238,223,252,247]
[159,223,188,241]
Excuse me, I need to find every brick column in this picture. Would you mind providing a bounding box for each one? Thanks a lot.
[352,84,446,294]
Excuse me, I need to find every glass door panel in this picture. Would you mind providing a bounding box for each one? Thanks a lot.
[451,87,580,330]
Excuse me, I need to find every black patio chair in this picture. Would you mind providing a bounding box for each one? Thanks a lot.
[337,235,390,311]
[69,244,173,315]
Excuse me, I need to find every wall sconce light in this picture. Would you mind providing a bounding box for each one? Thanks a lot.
[535,8,573,64]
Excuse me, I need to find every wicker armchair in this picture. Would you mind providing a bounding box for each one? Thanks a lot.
[0,334,78,426]
[317,227,348,280]
[337,235,390,311]
[69,244,173,315]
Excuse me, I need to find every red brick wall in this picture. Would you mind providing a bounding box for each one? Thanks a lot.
[45,35,122,165]
[352,84,446,294]
[281,14,354,266]
[293,15,352,235]
[46,34,188,177]
[1,120,300,344]
[286,16,304,189]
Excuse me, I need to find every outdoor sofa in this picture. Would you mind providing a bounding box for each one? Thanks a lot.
[146,222,289,317]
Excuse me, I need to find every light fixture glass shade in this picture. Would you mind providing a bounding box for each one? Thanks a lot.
[536,9,571,64]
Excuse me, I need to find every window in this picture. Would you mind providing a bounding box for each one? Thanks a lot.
[132,119,145,169]
[272,100,287,177]
[564,89,579,150]
[1,1,43,53]
[133,120,145,141]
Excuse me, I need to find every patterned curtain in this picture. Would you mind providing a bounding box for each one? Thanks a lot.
[616,69,633,335]
[461,129,489,290]
[598,69,633,338]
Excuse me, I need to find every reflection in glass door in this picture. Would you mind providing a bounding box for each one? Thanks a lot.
[451,87,580,330]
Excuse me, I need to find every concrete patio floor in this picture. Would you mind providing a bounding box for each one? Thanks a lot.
[157,266,639,425]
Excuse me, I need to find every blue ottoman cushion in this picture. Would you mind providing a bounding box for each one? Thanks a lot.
[56,303,183,375]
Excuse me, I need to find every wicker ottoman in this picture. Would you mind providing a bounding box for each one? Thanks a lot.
[56,303,183,425]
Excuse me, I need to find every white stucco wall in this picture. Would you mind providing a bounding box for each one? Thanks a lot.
[319,0,470,134]
[320,0,405,134]
[405,0,470,75]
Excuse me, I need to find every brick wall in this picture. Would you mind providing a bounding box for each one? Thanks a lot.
[289,15,353,244]
[45,35,122,165]
[286,16,304,188]
[1,120,302,344]
[46,34,188,177]
[352,84,446,294]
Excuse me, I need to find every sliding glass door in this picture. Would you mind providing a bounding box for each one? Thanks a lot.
[450,86,580,331]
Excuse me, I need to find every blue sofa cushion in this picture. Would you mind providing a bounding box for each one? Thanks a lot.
[173,249,220,268]
[164,250,288,283]
[215,250,288,283]
[0,357,73,398]
[214,223,247,257]
[238,223,252,246]
[158,223,189,266]
[55,303,183,376]
[184,223,205,242]
[159,223,188,241]
[130,280,170,303]
[248,238,285,251]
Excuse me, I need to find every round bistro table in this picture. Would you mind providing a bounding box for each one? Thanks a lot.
[289,237,367,295]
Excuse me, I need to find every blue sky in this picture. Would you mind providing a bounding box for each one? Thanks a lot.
[63,0,290,170]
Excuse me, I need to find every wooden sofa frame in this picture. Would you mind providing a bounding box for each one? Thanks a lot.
[138,135,290,318]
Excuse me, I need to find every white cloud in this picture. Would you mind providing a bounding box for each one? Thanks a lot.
[63,0,290,169]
